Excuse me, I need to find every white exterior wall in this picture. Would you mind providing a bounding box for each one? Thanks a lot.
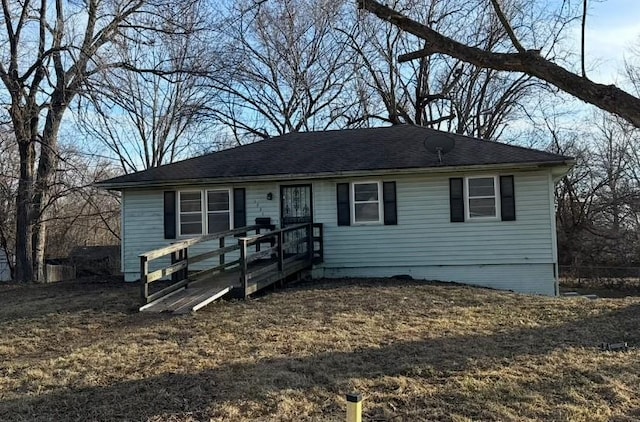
[120,170,558,295]
[312,170,556,295]
[122,182,280,281]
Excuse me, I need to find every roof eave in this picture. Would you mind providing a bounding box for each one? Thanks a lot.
[95,160,575,190]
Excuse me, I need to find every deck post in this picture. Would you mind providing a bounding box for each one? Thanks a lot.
[140,255,149,304]
[219,237,225,268]
[277,230,284,271]
[183,248,189,282]
[256,227,261,252]
[170,251,178,283]
[306,223,313,261]
[239,238,248,298]
[315,223,324,262]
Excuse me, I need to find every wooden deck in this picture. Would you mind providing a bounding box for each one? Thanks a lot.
[138,223,323,314]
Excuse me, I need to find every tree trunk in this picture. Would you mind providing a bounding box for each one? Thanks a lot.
[12,101,63,283]
[32,170,53,283]
[32,220,47,282]
[31,108,63,283]
[15,139,35,283]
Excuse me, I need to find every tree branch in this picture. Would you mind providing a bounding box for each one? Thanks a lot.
[488,0,525,53]
[357,0,640,128]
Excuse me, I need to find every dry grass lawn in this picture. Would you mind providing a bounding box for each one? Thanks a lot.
[1,278,639,421]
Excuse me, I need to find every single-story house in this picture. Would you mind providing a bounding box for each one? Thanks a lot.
[97,125,573,295]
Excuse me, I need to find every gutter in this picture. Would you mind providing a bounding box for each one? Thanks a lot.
[95,159,577,190]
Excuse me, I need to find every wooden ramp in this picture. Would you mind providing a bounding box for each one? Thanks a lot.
[138,223,323,314]
[140,274,235,314]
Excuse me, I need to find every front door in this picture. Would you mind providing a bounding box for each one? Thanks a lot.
[280,184,313,226]
[280,185,313,256]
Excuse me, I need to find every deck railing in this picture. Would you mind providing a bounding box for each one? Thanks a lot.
[139,224,266,305]
[237,222,323,297]
[139,222,323,305]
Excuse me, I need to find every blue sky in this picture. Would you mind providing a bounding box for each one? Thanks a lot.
[581,0,640,83]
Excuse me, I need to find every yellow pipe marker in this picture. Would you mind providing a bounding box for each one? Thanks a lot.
[346,392,362,422]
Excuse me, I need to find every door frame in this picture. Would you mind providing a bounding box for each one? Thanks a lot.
[279,183,313,227]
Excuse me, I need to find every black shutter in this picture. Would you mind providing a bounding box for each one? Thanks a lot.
[233,188,246,228]
[449,178,464,222]
[500,175,516,221]
[336,183,350,226]
[383,181,397,225]
[163,191,176,239]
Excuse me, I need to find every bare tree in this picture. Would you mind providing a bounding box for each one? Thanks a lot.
[45,148,121,257]
[543,110,640,270]
[357,0,640,128]
[210,0,358,142]
[0,127,121,281]
[78,2,216,173]
[346,0,544,139]
[0,128,18,279]
[0,0,203,282]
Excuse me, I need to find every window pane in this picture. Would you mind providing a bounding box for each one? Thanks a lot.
[207,190,229,212]
[208,212,230,234]
[180,221,202,235]
[469,198,496,217]
[354,183,379,201]
[180,192,201,212]
[181,214,201,223]
[468,178,495,197]
[355,203,379,222]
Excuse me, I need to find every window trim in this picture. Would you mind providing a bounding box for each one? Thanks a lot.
[351,181,383,225]
[205,188,233,235]
[177,188,233,237]
[464,175,500,221]
[178,190,204,236]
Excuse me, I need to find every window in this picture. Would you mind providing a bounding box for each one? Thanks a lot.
[179,191,203,235]
[178,189,232,236]
[450,175,515,223]
[206,189,230,234]
[466,176,499,219]
[352,182,382,224]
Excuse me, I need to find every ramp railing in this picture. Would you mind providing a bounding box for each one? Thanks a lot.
[139,224,267,305]
[138,222,323,305]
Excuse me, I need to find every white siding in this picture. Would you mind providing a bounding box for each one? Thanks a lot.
[314,171,553,266]
[312,170,556,295]
[122,182,279,281]
[120,170,558,295]
[122,189,166,280]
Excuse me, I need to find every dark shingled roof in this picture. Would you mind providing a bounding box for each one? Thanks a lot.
[98,125,572,188]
